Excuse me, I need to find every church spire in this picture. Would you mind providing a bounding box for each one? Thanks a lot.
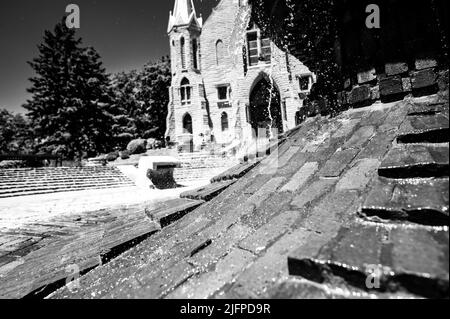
[168,0,202,33]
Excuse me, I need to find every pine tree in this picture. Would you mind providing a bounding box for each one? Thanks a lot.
[109,70,142,148]
[139,57,171,141]
[23,19,114,159]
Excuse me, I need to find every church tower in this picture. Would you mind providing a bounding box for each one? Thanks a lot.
[168,0,202,73]
[166,0,204,152]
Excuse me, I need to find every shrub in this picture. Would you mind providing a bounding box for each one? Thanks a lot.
[127,139,147,155]
[120,150,130,160]
[106,152,119,162]
[0,160,27,169]
[146,138,157,150]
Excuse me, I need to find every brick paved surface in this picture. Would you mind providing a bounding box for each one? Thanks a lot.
[19,94,449,299]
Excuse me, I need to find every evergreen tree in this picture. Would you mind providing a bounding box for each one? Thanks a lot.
[139,57,171,141]
[109,70,142,148]
[23,19,114,159]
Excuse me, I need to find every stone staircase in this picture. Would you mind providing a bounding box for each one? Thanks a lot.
[174,152,239,183]
[0,167,135,198]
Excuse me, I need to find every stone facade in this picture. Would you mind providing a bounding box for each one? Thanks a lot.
[166,0,313,151]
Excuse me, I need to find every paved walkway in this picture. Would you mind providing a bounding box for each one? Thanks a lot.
[0,183,206,298]
[0,185,202,230]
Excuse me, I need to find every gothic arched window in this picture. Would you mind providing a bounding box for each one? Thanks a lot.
[180,78,191,106]
[221,112,229,131]
[216,40,224,66]
[180,37,186,69]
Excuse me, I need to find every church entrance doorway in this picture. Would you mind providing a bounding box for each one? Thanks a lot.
[249,78,283,139]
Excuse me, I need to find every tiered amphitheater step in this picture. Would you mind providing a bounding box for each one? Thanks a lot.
[174,152,239,183]
[0,167,135,198]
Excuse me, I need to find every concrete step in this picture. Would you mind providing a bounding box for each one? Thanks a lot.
[0,184,135,199]
[0,167,122,174]
[0,171,126,177]
[0,173,128,181]
[0,177,132,188]
[0,166,135,198]
[179,160,238,167]
[0,187,136,198]
[1,178,129,184]
[174,167,231,180]
[0,181,135,193]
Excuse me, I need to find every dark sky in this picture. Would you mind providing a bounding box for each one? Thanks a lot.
[0,0,220,113]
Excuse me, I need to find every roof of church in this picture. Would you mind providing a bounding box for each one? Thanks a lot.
[168,0,203,33]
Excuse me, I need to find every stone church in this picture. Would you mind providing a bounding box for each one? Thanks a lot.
[165,0,314,152]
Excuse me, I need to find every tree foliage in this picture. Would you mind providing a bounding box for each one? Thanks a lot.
[3,19,171,160]
[0,109,34,154]
[109,57,171,149]
[250,0,341,113]
[23,19,114,159]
